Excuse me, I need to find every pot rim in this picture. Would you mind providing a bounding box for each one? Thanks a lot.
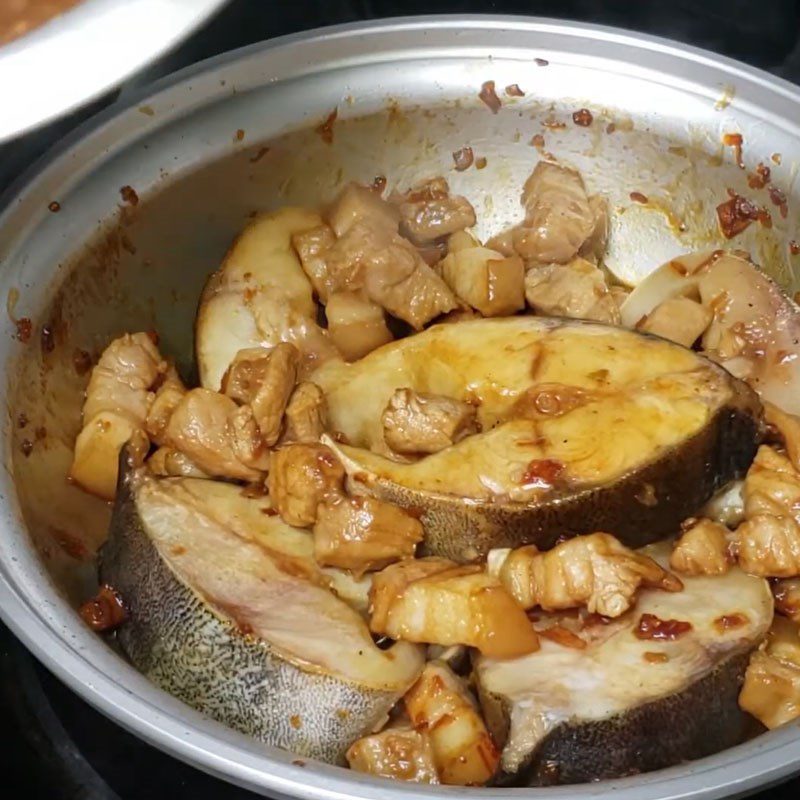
[0,15,799,799]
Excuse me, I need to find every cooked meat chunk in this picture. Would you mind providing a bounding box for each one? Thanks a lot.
[267,443,345,527]
[147,447,208,478]
[71,332,166,499]
[347,726,439,784]
[382,389,479,455]
[488,533,682,618]
[484,227,516,257]
[525,257,620,324]
[361,234,458,328]
[145,364,186,445]
[221,347,269,404]
[765,401,800,472]
[701,481,745,527]
[636,296,712,348]
[281,382,328,443]
[513,161,597,263]
[448,229,480,254]
[222,343,299,446]
[326,291,393,361]
[313,495,423,575]
[393,178,477,245]
[740,650,800,729]
[739,616,800,729]
[83,332,165,423]
[774,578,800,623]
[441,237,525,317]
[733,446,800,577]
[580,194,609,263]
[328,183,400,238]
[71,414,150,500]
[292,223,338,301]
[404,662,499,786]
[742,445,800,520]
[229,404,273,471]
[328,220,458,329]
[736,515,800,577]
[670,518,732,576]
[369,558,539,658]
[163,388,266,481]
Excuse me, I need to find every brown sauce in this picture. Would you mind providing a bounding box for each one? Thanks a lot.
[714,612,749,633]
[572,108,593,127]
[78,584,127,632]
[478,80,501,113]
[716,192,765,238]
[520,458,565,488]
[634,613,693,641]
[538,625,586,649]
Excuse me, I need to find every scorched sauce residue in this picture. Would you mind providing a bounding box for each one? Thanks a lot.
[521,458,565,488]
[78,585,127,632]
[716,191,770,238]
[634,613,693,641]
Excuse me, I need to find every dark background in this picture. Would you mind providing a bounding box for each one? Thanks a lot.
[2,0,800,797]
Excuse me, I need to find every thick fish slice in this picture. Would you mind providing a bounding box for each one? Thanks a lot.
[474,544,773,785]
[195,207,338,390]
[314,317,761,560]
[100,465,423,765]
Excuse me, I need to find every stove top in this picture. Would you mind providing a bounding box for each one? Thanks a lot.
[2,1,800,797]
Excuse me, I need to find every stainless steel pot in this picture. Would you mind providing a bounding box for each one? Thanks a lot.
[0,0,229,142]
[1,16,799,800]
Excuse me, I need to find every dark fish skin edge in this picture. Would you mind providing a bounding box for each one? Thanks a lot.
[482,650,755,786]
[364,377,762,562]
[98,451,407,765]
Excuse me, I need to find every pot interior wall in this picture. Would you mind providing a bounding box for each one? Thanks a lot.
[6,60,800,610]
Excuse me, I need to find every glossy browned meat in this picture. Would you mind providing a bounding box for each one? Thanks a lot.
[281,382,328,443]
[292,224,339,301]
[382,388,479,454]
[325,291,393,361]
[670,519,732,576]
[441,236,525,317]
[163,388,266,481]
[347,726,439,784]
[513,161,597,263]
[525,258,619,324]
[404,662,499,786]
[369,558,539,658]
[222,343,299,446]
[491,533,682,618]
[146,365,186,445]
[328,220,457,329]
[313,494,423,575]
[83,332,164,424]
[637,297,712,348]
[328,183,400,238]
[394,178,477,245]
[267,442,345,527]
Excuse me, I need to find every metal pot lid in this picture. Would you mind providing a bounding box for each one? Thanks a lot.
[1,15,800,800]
[0,0,228,143]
